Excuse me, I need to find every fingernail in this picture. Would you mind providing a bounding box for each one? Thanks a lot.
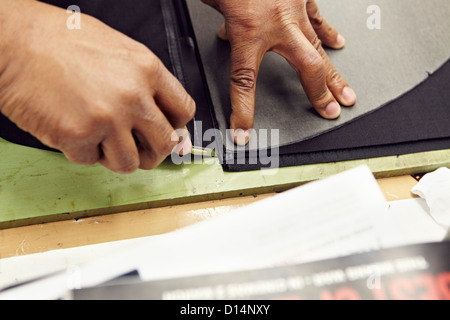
[232,129,252,146]
[337,34,346,47]
[325,102,340,118]
[342,86,357,105]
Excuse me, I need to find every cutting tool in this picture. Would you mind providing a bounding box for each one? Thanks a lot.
[190,146,217,158]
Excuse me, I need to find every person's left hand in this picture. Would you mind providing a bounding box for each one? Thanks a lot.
[202,0,357,145]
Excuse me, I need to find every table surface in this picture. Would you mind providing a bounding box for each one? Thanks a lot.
[2,137,449,231]
[0,174,419,260]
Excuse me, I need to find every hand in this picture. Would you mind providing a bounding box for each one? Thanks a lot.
[202,0,357,145]
[0,0,195,173]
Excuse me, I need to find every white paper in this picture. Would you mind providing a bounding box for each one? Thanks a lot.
[387,198,447,245]
[3,197,445,298]
[0,165,404,299]
[133,166,392,281]
[0,236,154,291]
[0,166,386,299]
[412,167,450,228]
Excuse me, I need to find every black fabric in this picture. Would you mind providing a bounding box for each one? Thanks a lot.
[41,0,173,70]
[1,0,449,172]
[224,138,450,172]
[281,58,450,154]
[158,0,218,148]
[223,58,450,171]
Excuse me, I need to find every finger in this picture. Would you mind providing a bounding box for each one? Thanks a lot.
[98,129,140,174]
[133,102,180,170]
[300,14,357,107]
[274,28,340,119]
[63,142,101,167]
[217,22,229,41]
[306,0,345,49]
[228,42,264,145]
[153,61,196,129]
[46,126,101,166]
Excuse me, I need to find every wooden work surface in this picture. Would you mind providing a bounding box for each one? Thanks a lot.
[0,174,420,260]
[1,136,448,261]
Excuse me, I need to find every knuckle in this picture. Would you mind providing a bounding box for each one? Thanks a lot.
[279,23,301,49]
[310,34,323,52]
[82,158,98,166]
[141,52,162,77]
[41,132,61,149]
[128,42,160,77]
[309,12,324,28]
[184,95,197,121]
[328,69,344,86]
[310,86,329,104]
[230,68,257,91]
[140,160,158,171]
[302,51,325,74]
[63,151,81,164]
[306,1,324,24]
[139,151,161,171]
[159,139,178,156]
[140,162,156,171]
[64,150,97,166]
[80,104,115,137]
[139,106,159,124]
[90,107,114,128]
[118,83,137,101]
[226,8,262,33]
[116,156,139,174]
[310,15,325,28]
[149,126,179,157]
[176,94,197,125]
[77,151,99,166]
[57,122,92,143]
[282,22,300,39]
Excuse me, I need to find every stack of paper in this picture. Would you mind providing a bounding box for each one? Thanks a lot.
[0,165,446,299]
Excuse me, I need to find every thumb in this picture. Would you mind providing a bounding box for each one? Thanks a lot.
[228,43,263,145]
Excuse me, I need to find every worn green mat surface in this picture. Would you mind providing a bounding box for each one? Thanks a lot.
[1,138,449,229]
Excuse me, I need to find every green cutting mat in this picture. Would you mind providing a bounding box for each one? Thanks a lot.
[1,137,449,229]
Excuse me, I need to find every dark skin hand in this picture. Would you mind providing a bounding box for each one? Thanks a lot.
[202,0,357,145]
[0,0,356,174]
[0,0,195,174]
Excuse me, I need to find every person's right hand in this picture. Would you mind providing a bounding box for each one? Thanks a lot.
[0,0,195,174]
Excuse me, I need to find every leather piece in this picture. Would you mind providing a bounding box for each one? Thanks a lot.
[223,58,450,171]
